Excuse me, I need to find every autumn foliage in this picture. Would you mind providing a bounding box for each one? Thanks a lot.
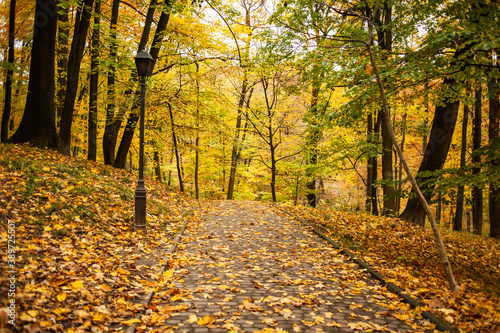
[279,204,500,332]
[0,144,199,331]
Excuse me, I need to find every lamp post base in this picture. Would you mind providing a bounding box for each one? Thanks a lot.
[134,180,147,231]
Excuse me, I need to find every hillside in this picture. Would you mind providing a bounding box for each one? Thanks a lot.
[0,144,200,331]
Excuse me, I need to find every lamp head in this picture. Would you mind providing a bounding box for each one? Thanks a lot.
[134,50,155,77]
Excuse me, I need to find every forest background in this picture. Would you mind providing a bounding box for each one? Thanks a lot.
[1,0,500,239]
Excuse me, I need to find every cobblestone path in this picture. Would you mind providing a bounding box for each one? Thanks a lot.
[150,201,433,332]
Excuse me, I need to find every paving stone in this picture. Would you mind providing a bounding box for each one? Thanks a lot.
[147,201,432,333]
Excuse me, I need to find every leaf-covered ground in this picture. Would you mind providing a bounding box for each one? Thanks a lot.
[279,204,500,332]
[0,144,200,332]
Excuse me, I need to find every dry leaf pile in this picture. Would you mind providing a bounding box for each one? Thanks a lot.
[278,204,500,332]
[0,144,200,332]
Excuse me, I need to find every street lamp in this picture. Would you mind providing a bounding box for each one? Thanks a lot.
[134,50,155,231]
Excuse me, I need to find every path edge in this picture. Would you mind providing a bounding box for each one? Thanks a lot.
[270,203,458,333]
[123,222,188,333]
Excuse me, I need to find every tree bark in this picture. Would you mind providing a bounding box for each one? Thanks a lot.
[88,0,101,161]
[366,12,458,292]
[371,2,395,216]
[365,113,374,212]
[227,77,248,199]
[399,77,460,226]
[103,0,120,165]
[113,2,173,168]
[453,104,469,231]
[371,113,381,215]
[154,148,162,182]
[1,0,15,142]
[168,102,184,192]
[305,76,322,207]
[488,78,500,238]
[395,113,406,213]
[58,0,95,155]
[8,0,58,149]
[194,63,201,199]
[472,87,483,235]
[56,1,69,121]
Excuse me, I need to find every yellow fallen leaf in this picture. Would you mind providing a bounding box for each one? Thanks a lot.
[327,321,342,327]
[187,314,198,323]
[122,318,142,326]
[53,308,70,315]
[57,293,66,302]
[100,284,112,292]
[93,312,106,322]
[262,318,278,326]
[71,280,83,291]
[198,315,216,325]
[27,310,37,317]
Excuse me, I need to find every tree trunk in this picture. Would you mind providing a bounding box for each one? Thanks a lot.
[395,113,407,213]
[381,108,396,215]
[365,113,374,212]
[436,191,442,224]
[168,103,184,192]
[227,77,248,199]
[88,0,100,161]
[488,78,500,238]
[366,18,458,292]
[58,0,95,155]
[103,0,120,165]
[399,77,460,226]
[371,113,381,215]
[154,149,162,182]
[56,1,69,121]
[1,0,15,142]
[371,2,395,216]
[472,87,483,235]
[453,104,469,231]
[8,0,58,149]
[305,77,322,207]
[194,63,200,199]
[113,3,172,168]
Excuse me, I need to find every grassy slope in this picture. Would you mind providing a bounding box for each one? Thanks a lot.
[282,204,500,332]
[0,144,200,332]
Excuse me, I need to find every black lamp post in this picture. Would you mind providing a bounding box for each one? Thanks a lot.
[134,50,154,231]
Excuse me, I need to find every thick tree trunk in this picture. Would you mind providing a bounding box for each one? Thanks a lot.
[58,0,95,155]
[367,19,458,292]
[472,87,483,235]
[9,0,58,149]
[488,78,500,238]
[88,1,100,161]
[453,105,469,231]
[399,77,460,226]
[1,0,15,142]
[103,0,120,165]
